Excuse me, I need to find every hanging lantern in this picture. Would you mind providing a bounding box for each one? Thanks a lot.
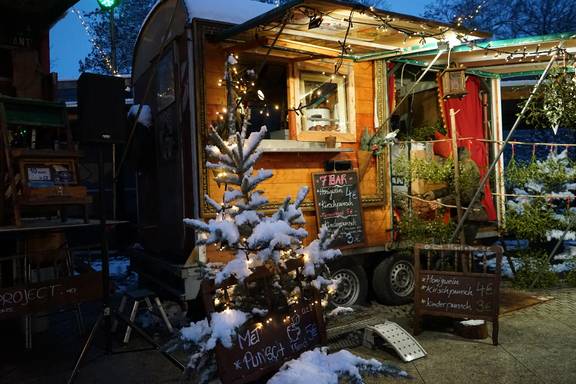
[441,67,467,99]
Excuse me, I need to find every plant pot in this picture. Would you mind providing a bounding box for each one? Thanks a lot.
[357,150,372,181]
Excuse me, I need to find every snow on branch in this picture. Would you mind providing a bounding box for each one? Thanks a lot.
[301,226,342,277]
[184,218,240,247]
[214,252,251,284]
[241,168,273,194]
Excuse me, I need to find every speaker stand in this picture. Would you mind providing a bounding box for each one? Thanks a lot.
[67,145,184,384]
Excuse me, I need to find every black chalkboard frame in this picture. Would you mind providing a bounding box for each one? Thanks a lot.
[311,170,366,250]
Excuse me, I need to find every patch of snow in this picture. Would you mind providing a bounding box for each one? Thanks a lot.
[311,275,337,291]
[183,0,274,24]
[181,319,211,344]
[247,220,308,250]
[207,309,248,349]
[184,217,240,246]
[215,252,251,284]
[546,229,576,241]
[301,227,342,276]
[180,308,248,351]
[483,256,522,278]
[327,307,354,318]
[551,262,574,273]
[460,319,484,326]
[128,104,152,128]
[525,181,544,193]
[554,246,576,260]
[224,189,243,204]
[235,210,260,226]
[268,347,408,384]
[251,308,268,317]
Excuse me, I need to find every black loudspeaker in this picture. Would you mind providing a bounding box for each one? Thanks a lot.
[77,72,127,143]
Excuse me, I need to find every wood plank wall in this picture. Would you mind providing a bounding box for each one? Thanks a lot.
[202,44,391,262]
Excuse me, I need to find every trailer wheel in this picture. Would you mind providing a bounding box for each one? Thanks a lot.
[330,263,368,307]
[372,254,415,305]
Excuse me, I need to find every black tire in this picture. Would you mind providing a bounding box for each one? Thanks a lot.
[330,263,368,307]
[372,254,415,305]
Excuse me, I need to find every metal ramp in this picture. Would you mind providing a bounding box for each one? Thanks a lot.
[363,321,427,362]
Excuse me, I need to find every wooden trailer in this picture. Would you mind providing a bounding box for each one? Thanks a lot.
[130,0,490,307]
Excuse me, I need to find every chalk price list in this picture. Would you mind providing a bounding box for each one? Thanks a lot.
[419,274,495,315]
[313,172,364,247]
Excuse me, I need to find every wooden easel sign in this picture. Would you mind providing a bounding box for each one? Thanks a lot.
[413,243,503,345]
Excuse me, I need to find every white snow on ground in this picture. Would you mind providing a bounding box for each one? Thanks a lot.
[327,307,355,318]
[128,105,152,128]
[268,347,408,384]
[181,308,248,350]
[460,319,485,326]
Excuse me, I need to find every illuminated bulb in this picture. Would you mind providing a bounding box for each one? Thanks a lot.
[274,105,279,110]
[214,297,221,305]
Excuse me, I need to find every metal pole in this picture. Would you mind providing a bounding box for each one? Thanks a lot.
[109,8,118,219]
[449,48,561,242]
[449,108,464,244]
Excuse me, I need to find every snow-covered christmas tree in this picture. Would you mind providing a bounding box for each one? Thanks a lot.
[176,55,409,384]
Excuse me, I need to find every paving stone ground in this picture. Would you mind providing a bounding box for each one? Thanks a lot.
[1,288,575,384]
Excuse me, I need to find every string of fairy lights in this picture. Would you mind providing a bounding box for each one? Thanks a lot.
[71,8,118,75]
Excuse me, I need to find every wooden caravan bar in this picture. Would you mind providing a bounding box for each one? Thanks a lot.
[131,0,487,304]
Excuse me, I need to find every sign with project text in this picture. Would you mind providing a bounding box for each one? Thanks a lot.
[0,272,102,320]
[312,171,365,248]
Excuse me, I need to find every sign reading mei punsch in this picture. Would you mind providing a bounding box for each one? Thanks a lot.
[312,171,365,248]
[216,300,325,384]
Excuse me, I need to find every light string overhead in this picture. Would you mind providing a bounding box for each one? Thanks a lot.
[71,8,118,76]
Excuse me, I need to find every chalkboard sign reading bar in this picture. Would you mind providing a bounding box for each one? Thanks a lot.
[312,171,365,248]
[414,244,502,345]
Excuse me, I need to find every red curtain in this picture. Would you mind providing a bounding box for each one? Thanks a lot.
[439,76,497,221]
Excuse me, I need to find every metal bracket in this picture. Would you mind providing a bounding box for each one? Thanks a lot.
[363,321,427,362]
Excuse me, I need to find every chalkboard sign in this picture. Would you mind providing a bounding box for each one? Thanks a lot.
[216,300,325,384]
[0,272,102,320]
[414,244,502,345]
[312,171,365,248]
[201,259,326,384]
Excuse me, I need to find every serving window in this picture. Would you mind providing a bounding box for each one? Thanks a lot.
[291,62,356,142]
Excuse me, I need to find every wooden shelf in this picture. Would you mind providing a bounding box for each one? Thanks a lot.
[11,149,82,158]
[19,197,93,206]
